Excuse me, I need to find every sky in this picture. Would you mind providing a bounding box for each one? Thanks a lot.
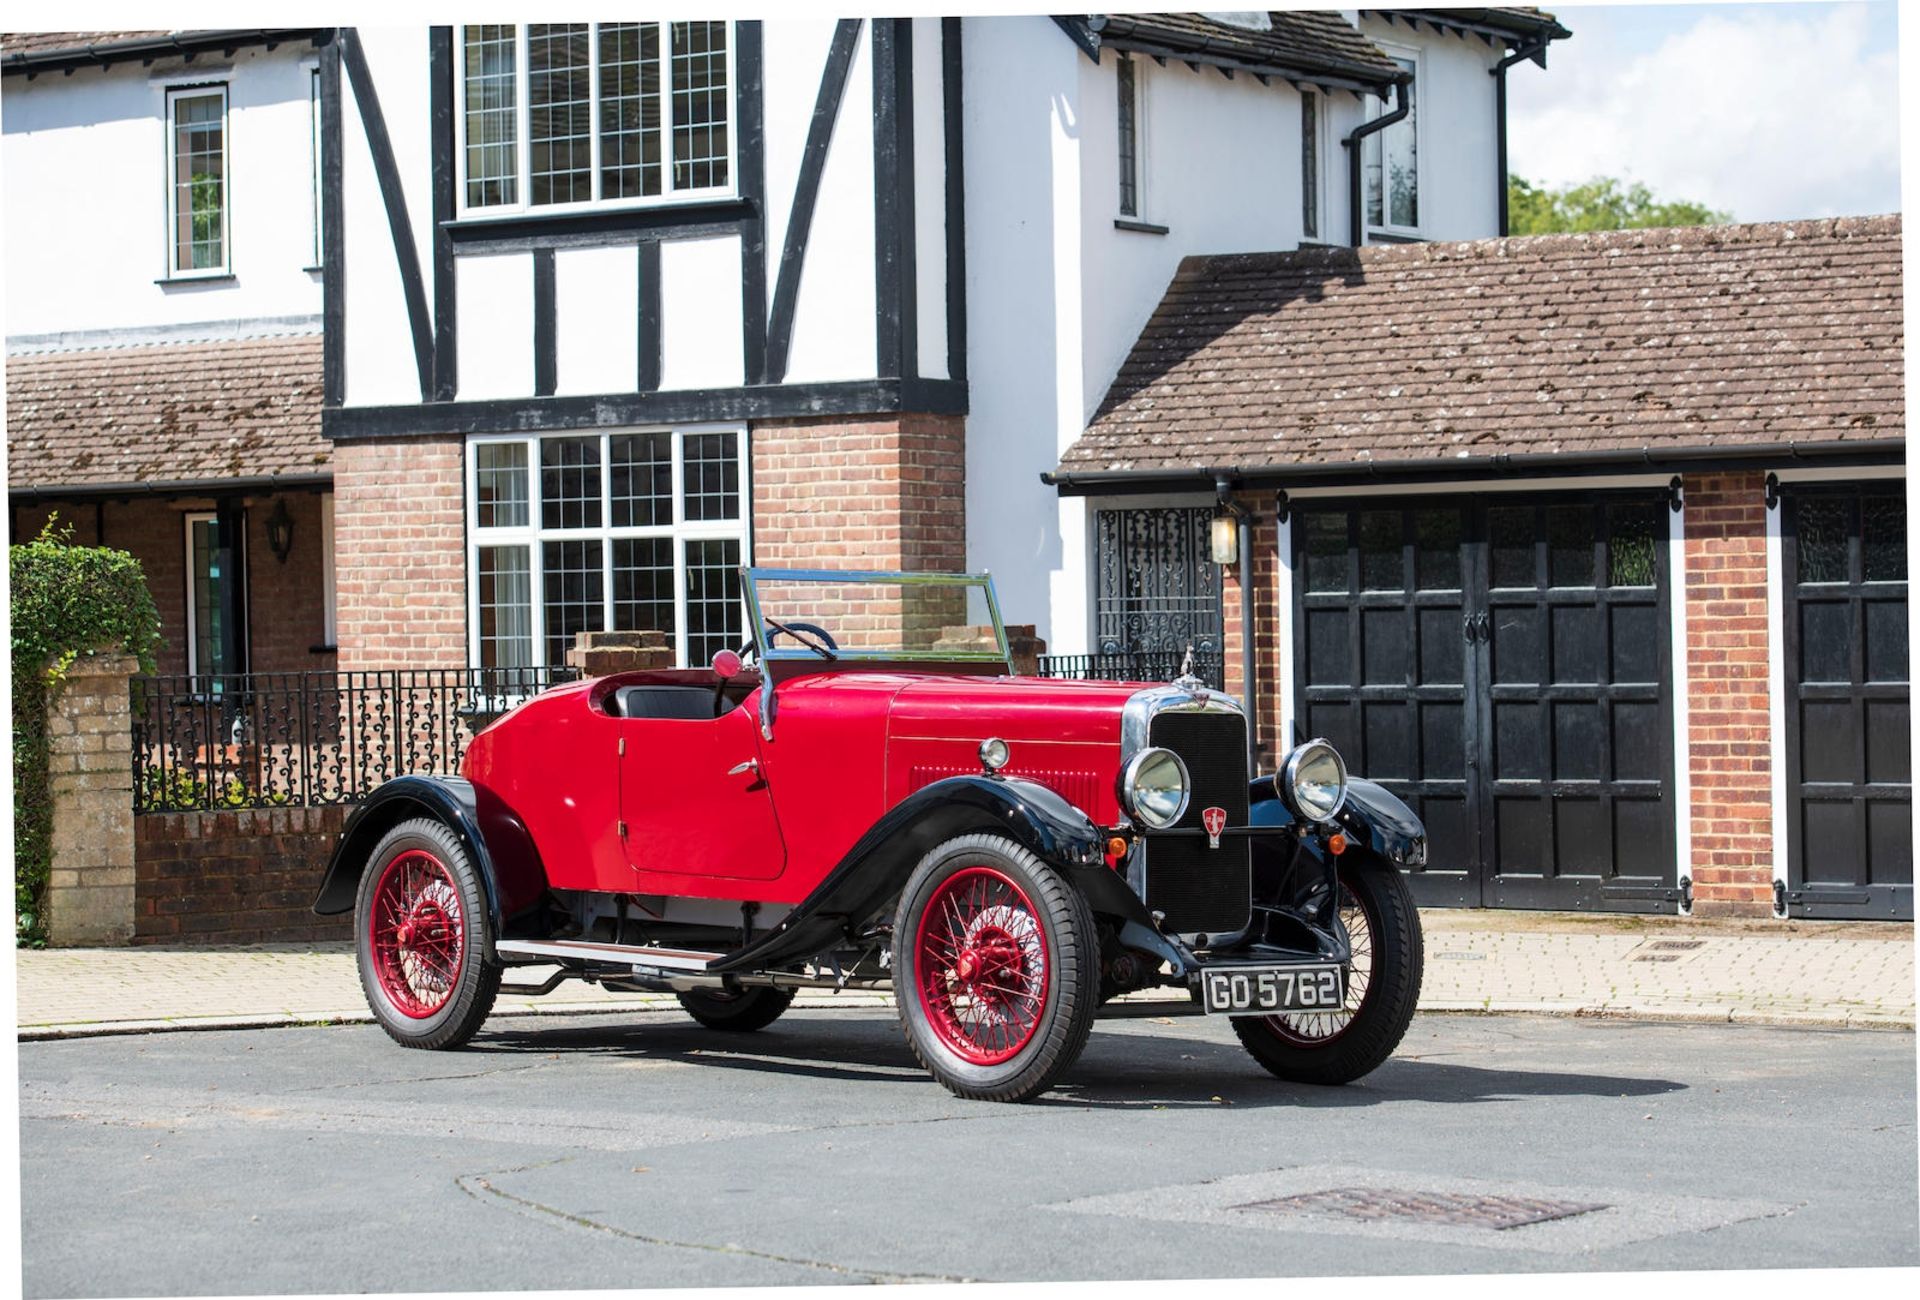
[1505,0,1901,222]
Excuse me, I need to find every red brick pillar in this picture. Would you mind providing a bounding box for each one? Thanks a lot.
[333,436,468,670]
[1683,471,1776,916]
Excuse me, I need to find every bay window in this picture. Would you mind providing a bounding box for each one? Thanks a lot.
[468,428,750,670]
[459,22,733,215]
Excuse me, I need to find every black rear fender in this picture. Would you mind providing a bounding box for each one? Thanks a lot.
[709,774,1141,973]
[312,775,547,947]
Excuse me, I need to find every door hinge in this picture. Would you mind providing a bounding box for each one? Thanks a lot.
[1667,475,1684,513]
[618,820,629,838]
[1678,875,1693,911]
[1772,878,1788,917]
[618,737,626,756]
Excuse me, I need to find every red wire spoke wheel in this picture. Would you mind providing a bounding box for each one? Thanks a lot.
[893,834,1099,1102]
[1232,856,1423,1086]
[913,865,1051,1066]
[353,818,501,1050]
[367,848,467,1019]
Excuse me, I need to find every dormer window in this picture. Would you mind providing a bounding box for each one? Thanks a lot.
[459,22,733,216]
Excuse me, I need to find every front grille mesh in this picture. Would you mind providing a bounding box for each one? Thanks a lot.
[1143,710,1251,934]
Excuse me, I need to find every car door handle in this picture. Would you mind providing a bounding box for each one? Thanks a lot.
[727,759,759,777]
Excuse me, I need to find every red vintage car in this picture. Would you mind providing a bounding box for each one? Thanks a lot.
[316,569,1427,1102]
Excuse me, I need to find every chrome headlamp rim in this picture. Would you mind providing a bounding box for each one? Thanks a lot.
[1115,746,1192,830]
[1277,738,1348,823]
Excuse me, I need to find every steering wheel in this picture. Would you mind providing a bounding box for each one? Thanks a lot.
[739,619,839,663]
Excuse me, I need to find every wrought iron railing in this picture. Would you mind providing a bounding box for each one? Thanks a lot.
[1034,650,1220,687]
[130,668,577,812]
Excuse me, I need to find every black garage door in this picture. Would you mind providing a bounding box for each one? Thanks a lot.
[1294,493,1677,911]
[1783,485,1911,920]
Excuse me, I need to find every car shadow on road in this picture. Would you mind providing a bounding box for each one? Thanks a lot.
[467,1014,1687,1111]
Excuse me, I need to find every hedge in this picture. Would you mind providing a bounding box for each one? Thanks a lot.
[11,520,160,946]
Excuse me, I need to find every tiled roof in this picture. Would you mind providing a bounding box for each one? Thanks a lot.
[1378,9,1572,40]
[1085,12,1406,87]
[0,30,168,57]
[6,335,330,493]
[1063,216,1904,476]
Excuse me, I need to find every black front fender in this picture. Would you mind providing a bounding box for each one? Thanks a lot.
[709,774,1138,974]
[312,775,543,942]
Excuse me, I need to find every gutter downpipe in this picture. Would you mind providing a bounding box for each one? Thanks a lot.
[1343,76,1409,247]
[1491,37,1551,236]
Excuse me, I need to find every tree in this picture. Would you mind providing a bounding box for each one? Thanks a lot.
[1507,174,1730,235]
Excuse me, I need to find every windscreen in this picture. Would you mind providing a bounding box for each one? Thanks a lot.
[743,570,1007,662]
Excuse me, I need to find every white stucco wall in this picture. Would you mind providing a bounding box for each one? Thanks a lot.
[911,15,950,383]
[2,45,323,340]
[455,251,532,400]
[780,21,879,384]
[660,235,745,391]
[554,245,638,397]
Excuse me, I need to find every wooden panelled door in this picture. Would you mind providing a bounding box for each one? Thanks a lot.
[1293,493,1677,911]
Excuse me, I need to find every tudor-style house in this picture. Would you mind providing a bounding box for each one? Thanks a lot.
[21,13,1903,927]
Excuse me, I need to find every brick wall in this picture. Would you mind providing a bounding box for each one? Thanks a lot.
[333,436,467,670]
[134,806,351,944]
[750,414,966,570]
[12,494,332,676]
[1683,471,1776,916]
[750,414,968,641]
[1218,494,1285,770]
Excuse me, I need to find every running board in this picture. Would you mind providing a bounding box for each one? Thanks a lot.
[494,938,722,972]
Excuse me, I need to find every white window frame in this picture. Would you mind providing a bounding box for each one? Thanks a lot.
[1361,47,1422,241]
[464,425,753,670]
[454,22,739,221]
[184,512,211,677]
[308,65,323,269]
[164,83,231,278]
[1115,51,1147,220]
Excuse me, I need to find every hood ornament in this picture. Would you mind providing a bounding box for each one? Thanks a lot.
[1172,641,1205,691]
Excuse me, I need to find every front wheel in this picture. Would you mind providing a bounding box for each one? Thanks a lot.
[354,817,501,1050]
[892,834,1099,1102]
[1232,854,1423,1085]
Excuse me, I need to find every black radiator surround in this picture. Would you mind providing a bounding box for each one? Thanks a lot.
[1140,710,1252,933]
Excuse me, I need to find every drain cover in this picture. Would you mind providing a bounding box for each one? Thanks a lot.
[1234,1187,1610,1231]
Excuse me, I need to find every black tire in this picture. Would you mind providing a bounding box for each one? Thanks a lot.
[891,833,1099,1102]
[353,817,501,1050]
[1232,854,1423,1085]
[676,985,796,1032]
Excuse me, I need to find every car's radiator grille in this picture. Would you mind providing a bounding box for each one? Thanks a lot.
[1143,710,1251,934]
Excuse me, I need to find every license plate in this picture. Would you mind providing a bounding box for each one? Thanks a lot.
[1200,964,1346,1015]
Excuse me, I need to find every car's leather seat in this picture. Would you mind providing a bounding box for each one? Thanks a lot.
[606,684,719,720]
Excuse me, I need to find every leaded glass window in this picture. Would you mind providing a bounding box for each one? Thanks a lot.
[469,429,749,669]
[167,87,227,275]
[459,22,732,213]
[1117,54,1139,218]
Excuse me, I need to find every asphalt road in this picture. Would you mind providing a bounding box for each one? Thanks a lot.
[18,1007,1919,1295]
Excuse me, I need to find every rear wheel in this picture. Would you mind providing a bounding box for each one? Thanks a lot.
[891,834,1098,1102]
[354,818,500,1050]
[676,985,795,1032]
[1231,855,1422,1085]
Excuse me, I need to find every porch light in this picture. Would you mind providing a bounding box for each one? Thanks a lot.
[1209,512,1239,566]
[266,498,294,564]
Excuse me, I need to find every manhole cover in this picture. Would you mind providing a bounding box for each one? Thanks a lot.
[1633,953,1683,962]
[1433,951,1487,961]
[1647,939,1706,952]
[1234,1187,1610,1231]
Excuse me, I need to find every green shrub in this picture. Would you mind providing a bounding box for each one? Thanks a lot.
[11,519,160,946]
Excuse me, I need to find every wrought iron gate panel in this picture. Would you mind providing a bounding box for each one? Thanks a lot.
[1783,485,1912,920]
[1094,507,1223,660]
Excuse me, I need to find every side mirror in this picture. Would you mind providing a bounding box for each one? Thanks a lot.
[711,648,744,679]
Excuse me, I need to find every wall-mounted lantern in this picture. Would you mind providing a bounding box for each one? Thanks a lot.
[266,498,295,564]
[1210,476,1246,566]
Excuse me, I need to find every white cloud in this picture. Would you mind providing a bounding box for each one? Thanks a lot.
[1508,2,1901,221]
